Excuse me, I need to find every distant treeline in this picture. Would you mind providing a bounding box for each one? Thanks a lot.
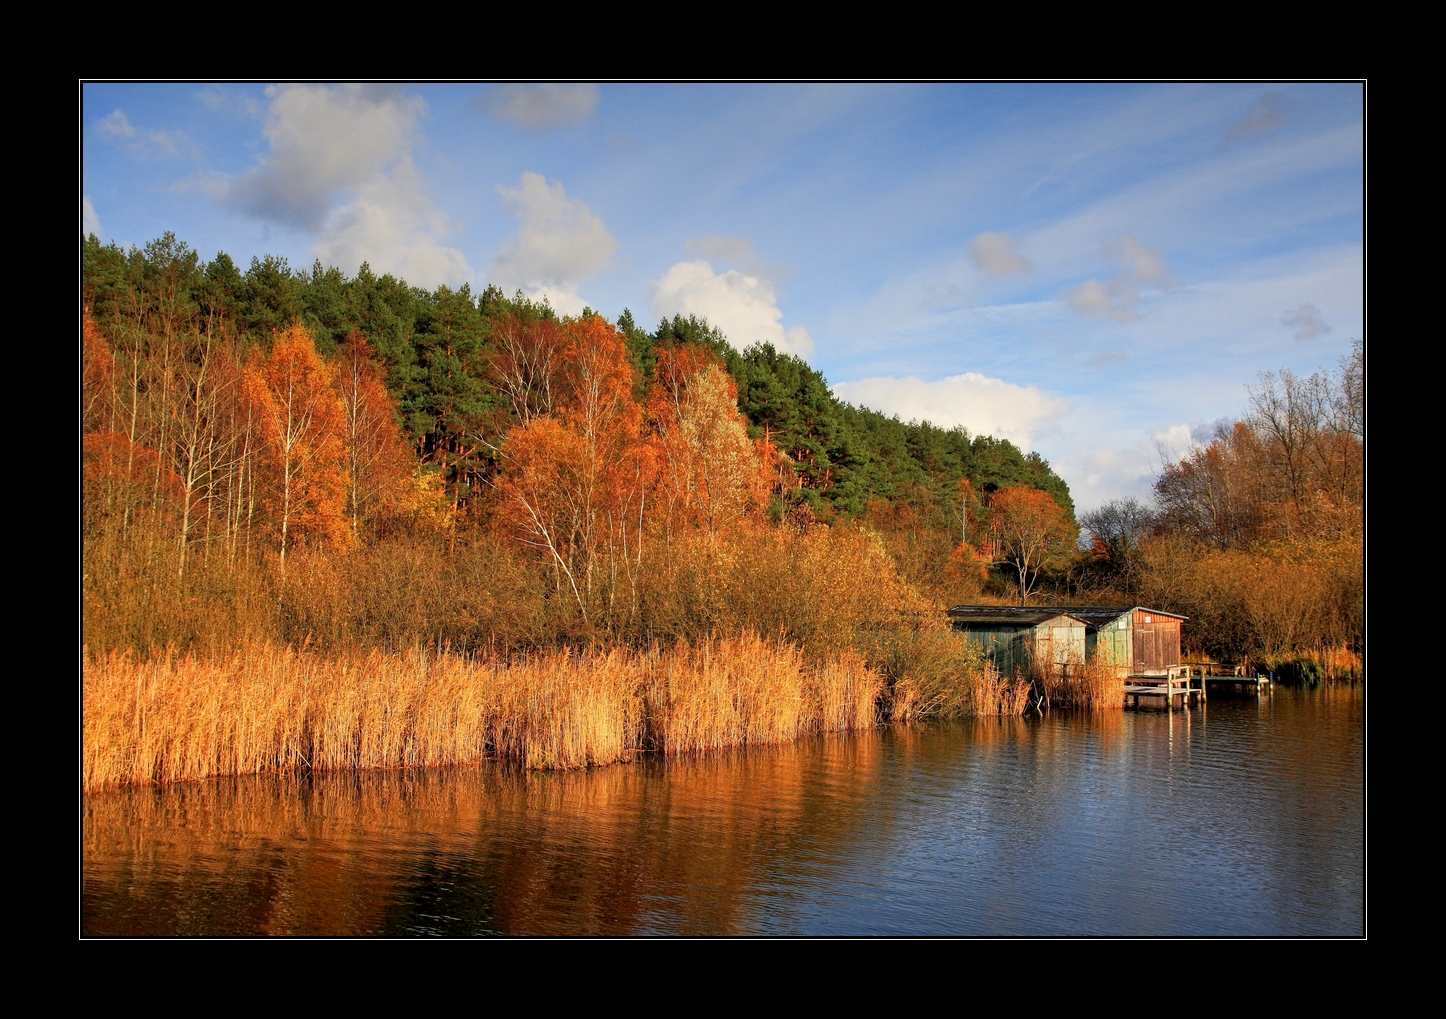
[83,233,1071,529]
[1078,341,1364,677]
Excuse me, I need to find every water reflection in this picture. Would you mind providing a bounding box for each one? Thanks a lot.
[83,687,1363,936]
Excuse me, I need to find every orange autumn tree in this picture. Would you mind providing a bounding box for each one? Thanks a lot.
[648,347,772,538]
[987,486,1077,605]
[943,477,991,595]
[83,310,114,433]
[497,315,652,622]
[490,313,565,424]
[244,323,350,571]
[335,331,412,538]
[82,431,184,537]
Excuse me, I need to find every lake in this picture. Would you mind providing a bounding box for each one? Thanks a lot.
[82,685,1363,936]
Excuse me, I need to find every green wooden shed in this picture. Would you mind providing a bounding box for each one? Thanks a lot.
[1046,606,1188,677]
[944,606,1089,677]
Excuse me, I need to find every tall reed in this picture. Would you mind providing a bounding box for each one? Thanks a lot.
[1037,657,1125,711]
[82,636,892,792]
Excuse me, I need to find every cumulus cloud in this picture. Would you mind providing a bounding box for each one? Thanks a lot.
[1151,422,1197,464]
[224,84,420,230]
[1064,234,1173,321]
[1151,417,1231,464]
[313,161,472,289]
[93,109,192,160]
[1056,444,1157,514]
[1282,303,1331,340]
[491,172,615,315]
[220,84,471,288]
[475,83,598,130]
[831,373,1066,450]
[968,232,1031,275]
[650,259,815,358]
[1226,93,1284,144]
[82,195,101,238]
[683,234,785,280]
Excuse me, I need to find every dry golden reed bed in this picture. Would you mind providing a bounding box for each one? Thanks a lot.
[82,636,885,792]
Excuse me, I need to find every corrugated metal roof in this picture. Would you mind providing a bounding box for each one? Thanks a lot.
[945,606,1090,627]
[945,604,1187,626]
[1047,606,1137,627]
[1130,606,1188,621]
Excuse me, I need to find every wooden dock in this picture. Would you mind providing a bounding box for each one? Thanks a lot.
[1125,664,1270,709]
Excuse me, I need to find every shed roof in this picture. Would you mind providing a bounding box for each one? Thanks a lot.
[945,604,1187,627]
[1051,605,1187,625]
[1046,606,1136,627]
[945,606,1090,627]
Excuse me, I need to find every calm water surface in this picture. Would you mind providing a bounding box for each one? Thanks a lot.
[83,687,1363,936]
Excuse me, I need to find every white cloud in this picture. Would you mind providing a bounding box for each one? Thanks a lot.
[1226,93,1284,144]
[969,232,1031,275]
[1054,444,1158,514]
[1150,422,1198,465]
[1067,278,1138,322]
[224,84,420,229]
[313,161,472,288]
[478,83,598,129]
[93,109,192,160]
[220,84,471,289]
[1282,303,1331,340]
[1064,233,1173,321]
[491,172,615,316]
[650,259,815,358]
[1110,234,1172,287]
[831,373,1066,449]
[82,195,101,238]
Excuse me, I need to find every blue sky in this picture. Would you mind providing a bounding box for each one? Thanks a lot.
[81,83,1364,511]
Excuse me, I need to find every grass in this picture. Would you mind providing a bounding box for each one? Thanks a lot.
[82,636,898,792]
[1037,657,1125,711]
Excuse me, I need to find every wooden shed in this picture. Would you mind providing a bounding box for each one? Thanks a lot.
[1052,606,1188,677]
[945,606,1088,677]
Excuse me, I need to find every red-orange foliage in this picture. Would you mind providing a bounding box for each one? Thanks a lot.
[946,541,992,589]
[1154,346,1363,546]
[648,346,772,536]
[83,431,185,531]
[82,311,113,433]
[986,487,1077,605]
[243,324,350,566]
[497,316,652,620]
[336,332,411,537]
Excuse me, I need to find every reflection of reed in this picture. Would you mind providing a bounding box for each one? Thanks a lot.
[83,638,885,791]
[84,732,894,936]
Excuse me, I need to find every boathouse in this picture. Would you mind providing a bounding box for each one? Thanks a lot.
[1049,606,1187,677]
[945,606,1088,676]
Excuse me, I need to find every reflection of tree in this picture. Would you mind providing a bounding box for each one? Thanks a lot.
[84,735,895,936]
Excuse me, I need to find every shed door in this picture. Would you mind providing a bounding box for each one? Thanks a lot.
[1051,627,1072,663]
[1135,625,1154,670]
[1162,620,1181,667]
[1108,629,1128,667]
